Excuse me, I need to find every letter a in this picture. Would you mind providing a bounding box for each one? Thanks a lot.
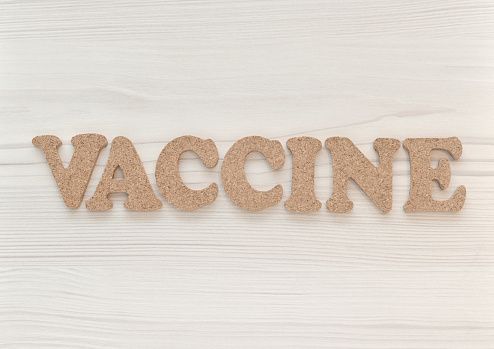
[86,137,162,211]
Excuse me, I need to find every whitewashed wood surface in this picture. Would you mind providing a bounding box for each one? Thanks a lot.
[1,1,494,348]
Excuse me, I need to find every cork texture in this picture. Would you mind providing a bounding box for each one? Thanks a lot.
[32,134,108,209]
[156,136,219,210]
[403,137,466,212]
[221,136,285,211]
[325,137,401,213]
[284,137,322,212]
[85,136,162,211]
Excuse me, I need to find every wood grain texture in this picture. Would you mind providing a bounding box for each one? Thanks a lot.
[1,1,494,348]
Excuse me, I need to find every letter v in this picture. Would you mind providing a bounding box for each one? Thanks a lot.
[33,134,108,209]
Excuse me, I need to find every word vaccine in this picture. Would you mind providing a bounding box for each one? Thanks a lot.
[33,135,466,213]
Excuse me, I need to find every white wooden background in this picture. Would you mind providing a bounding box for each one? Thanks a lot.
[1,1,494,348]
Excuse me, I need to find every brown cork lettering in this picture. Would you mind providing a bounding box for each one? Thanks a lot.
[403,137,466,212]
[325,137,401,213]
[156,136,219,210]
[85,136,162,211]
[284,137,322,212]
[221,136,285,211]
[32,134,108,209]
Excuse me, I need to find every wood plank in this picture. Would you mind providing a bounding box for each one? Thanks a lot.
[1,1,493,347]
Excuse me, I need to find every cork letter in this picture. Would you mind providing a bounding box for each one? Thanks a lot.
[32,134,108,209]
[221,136,285,211]
[403,137,466,212]
[156,136,219,210]
[326,137,401,213]
[284,137,322,212]
[86,136,162,211]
